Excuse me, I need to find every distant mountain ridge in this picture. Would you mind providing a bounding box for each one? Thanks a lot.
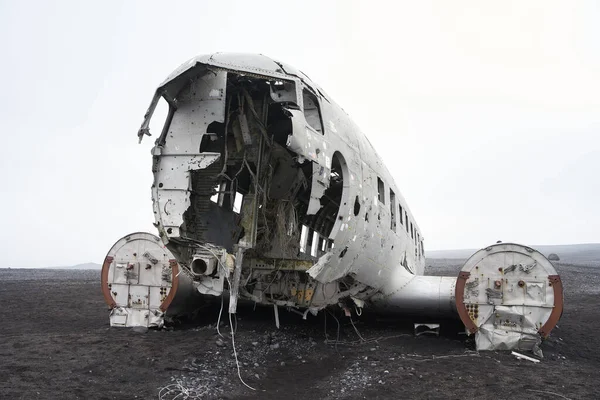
[49,262,101,270]
[427,243,600,264]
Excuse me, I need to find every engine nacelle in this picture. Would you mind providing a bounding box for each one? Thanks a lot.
[455,243,563,352]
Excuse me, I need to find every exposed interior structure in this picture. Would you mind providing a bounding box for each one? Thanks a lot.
[163,73,342,258]
[125,54,563,353]
[145,67,364,310]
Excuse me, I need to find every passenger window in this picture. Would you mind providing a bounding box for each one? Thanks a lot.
[389,189,396,232]
[405,211,409,233]
[399,204,404,226]
[302,89,323,134]
[299,225,309,253]
[233,192,243,214]
[377,177,385,204]
[311,231,319,257]
[410,223,414,240]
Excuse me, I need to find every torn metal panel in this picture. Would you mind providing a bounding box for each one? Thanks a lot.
[151,70,227,242]
[284,108,331,166]
[307,252,332,280]
[229,248,245,314]
[512,351,541,363]
[137,89,163,143]
[307,163,330,215]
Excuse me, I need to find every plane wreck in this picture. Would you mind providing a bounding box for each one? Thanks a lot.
[101,53,563,352]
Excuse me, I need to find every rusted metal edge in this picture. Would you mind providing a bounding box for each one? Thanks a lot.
[100,256,116,309]
[159,260,180,312]
[539,274,564,338]
[455,271,478,334]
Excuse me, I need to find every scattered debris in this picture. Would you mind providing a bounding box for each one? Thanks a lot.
[274,304,280,329]
[158,380,207,400]
[511,351,541,363]
[405,352,480,362]
[414,323,440,337]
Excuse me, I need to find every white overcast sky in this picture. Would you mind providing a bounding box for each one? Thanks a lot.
[1,0,598,267]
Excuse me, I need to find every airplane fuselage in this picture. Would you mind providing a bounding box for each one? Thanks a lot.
[140,53,425,311]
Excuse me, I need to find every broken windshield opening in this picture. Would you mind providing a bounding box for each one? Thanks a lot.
[302,88,323,134]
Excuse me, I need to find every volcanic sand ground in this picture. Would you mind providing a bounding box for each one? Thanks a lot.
[1,261,599,399]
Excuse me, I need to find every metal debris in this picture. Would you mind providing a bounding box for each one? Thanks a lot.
[414,323,440,337]
[512,351,541,363]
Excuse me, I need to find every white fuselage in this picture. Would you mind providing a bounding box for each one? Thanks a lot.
[140,53,427,310]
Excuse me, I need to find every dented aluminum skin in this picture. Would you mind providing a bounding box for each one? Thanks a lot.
[135,53,562,349]
[139,53,426,311]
